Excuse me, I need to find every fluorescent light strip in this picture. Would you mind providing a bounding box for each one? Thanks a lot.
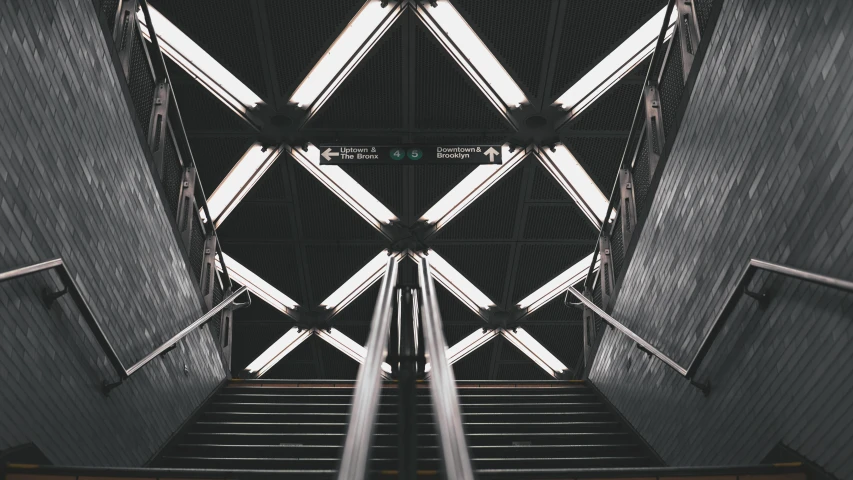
[139,6,263,122]
[420,145,526,230]
[501,327,569,379]
[290,0,404,114]
[516,253,598,312]
[425,328,498,375]
[536,145,608,226]
[554,6,678,118]
[205,144,284,227]
[315,328,393,377]
[216,253,299,314]
[244,327,313,378]
[415,0,527,109]
[320,250,401,313]
[410,250,495,314]
[289,145,398,230]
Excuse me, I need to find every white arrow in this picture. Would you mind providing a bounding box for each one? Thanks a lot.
[484,147,499,163]
[321,148,339,161]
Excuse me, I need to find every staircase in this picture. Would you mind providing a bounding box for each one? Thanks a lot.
[149,379,658,477]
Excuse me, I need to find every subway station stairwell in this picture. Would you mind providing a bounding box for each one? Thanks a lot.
[3,0,852,478]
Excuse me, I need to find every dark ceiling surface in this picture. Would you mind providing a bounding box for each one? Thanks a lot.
[151,0,666,380]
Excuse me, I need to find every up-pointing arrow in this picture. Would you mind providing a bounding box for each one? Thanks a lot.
[321,147,339,161]
[484,147,499,163]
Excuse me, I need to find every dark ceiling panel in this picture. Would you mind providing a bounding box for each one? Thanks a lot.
[524,323,584,369]
[233,298,290,323]
[433,163,524,240]
[290,159,387,241]
[166,59,254,133]
[523,294,582,324]
[496,362,552,381]
[528,159,572,202]
[443,325,485,347]
[548,0,666,100]
[338,165,408,222]
[266,0,366,97]
[450,0,552,98]
[304,245,386,305]
[187,136,254,195]
[314,337,361,380]
[569,82,644,132]
[436,283,483,325]
[231,319,293,371]
[511,244,592,303]
[245,161,290,202]
[308,20,403,129]
[216,202,292,242]
[220,242,304,305]
[431,244,511,304]
[263,335,318,379]
[331,282,381,341]
[413,164,478,218]
[452,337,495,380]
[414,22,510,130]
[565,136,628,194]
[523,205,599,241]
[149,0,267,97]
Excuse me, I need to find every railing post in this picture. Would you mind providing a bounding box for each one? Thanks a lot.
[176,166,197,246]
[147,81,171,176]
[338,256,398,480]
[598,234,616,311]
[200,231,218,309]
[676,0,702,79]
[418,255,476,480]
[619,168,638,247]
[397,287,419,480]
[112,0,139,78]
[643,84,666,174]
[581,287,595,378]
[219,286,234,375]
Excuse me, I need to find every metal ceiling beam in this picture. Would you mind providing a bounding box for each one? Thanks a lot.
[552,6,678,128]
[409,250,496,320]
[410,0,526,130]
[501,327,572,379]
[315,328,393,379]
[321,250,404,321]
[535,0,567,111]
[424,327,499,377]
[500,158,536,311]
[533,145,609,228]
[251,0,286,110]
[139,5,266,129]
[291,0,406,127]
[242,327,313,378]
[514,252,598,321]
[216,253,299,319]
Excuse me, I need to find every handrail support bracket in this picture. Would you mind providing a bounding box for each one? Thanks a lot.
[41,287,69,308]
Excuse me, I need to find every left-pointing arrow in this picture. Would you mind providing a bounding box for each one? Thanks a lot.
[321,148,340,161]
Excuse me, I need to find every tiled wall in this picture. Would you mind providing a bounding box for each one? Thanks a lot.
[0,0,225,466]
[590,0,853,477]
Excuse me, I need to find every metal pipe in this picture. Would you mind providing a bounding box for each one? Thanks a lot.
[417,255,476,480]
[397,288,419,480]
[337,255,399,480]
[567,258,853,394]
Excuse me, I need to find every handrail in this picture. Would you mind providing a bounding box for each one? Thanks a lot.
[418,255,476,480]
[0,258,250,395]
[337,255,398,480]
[583,0,678,289]
[567,258,853,395]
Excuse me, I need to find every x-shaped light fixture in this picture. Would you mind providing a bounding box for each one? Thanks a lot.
[143,0,674,377]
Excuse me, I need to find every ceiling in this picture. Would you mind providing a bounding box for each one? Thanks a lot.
[147,0,667,380]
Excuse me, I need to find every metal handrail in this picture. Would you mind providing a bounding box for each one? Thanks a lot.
[337,255,398,480]
[418,255,476,480]
[582,0,678,289]
[0,258,250,395]
[567,258,853,395]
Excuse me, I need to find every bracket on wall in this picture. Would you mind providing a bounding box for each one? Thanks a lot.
[619,168,638,247]
[200,231,218,309]
[176,166,197,247]
[112,0,139,78]
[147,81,171,176]
[598,234,616,312]
[676,0,702,79]
[643,85,666,174]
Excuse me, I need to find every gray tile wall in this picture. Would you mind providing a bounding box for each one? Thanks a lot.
[0,0,225,466]
[589,0,853,477]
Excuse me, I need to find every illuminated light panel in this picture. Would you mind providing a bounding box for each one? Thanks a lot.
[139,6,264,120]
[320,250,402,313]
[536,145,608,226]
[244,327,312,378]
[501,327,570,378]
[315,328,393,377]
[420,145,526,229]
[410,250,495,314]
[289,0,404,112]
[516,253,598,312]
[206,144,285,227]
[446,328,498,366]
[289,145,398,230]
[216,253,299,314]
[415,0,527,109]
[554,6,678,118]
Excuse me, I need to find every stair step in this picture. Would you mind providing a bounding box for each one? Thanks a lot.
[214,393,597,403]
[205,401,607,414]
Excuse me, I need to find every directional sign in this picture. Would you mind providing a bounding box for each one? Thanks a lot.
[318,146,503,165]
